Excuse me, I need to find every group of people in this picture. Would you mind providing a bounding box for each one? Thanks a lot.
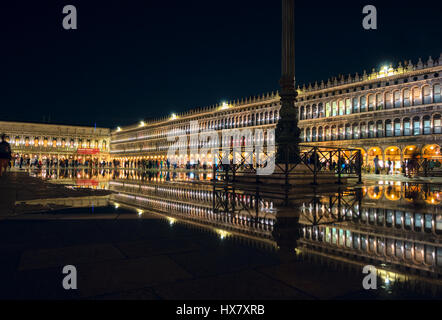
[372,155,441,176]
[0,134,12,177]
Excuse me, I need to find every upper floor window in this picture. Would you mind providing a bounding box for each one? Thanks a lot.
[434,84,441,103]
[403,89,411,107]
[332,101,338,116]
[352,124,359,139]
[339,100,345,116]
[412,87,421,105]
[352,97,359,113]
[360,123,367,138]
[345,99,351,115]
[338,126,344,140]
[326,102,331,117]
[385,120,393,137]
[413,117,420,136]
[394,91,401,108]
[394,119,401,136]
[368,95,375,111]
[376,93,383,110]
[385,92,392,109]
[434,115,441,134]
[376,121,383,137]
[368,122,375,138]
[423,116,431,135]
[318,103,324,118]
[403,118,411,136]
[423,86,431,104]
[360,96,367,112]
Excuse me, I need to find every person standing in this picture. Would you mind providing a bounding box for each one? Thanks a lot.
[374,155,380,174]
[0,134,12,177]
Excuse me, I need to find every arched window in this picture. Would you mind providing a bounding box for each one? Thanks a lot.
[326,102,331,117]
[331,126,337,140]
[394,90,401,108]
[332,101,338,116]
[403,118,411,136]
[300,129,304,142]
[376,120,383,137]
[339,100,345,115]
[318,103,324,118]
[318,127,323,141]
[423,115,431,135]
[345,124,351,140]
[412,87,421,105]
[368,122,375,138]
[434,84,441,103]
[312,104,318,119]
[352,97,359,113]
[423,86,431,104]
[394,119,401,136]
[360,122,367,138]
[434,114,441,134]
[385,92,392,109]
[306,105,311,119]
[345,98,351,115]
[376,93,383,110]
[312,127,317,142]
[352,123,359,139]
[338,125,344,140]
[306,128,311,142]
[368,94,375,111]
[360,96,367,112]
[403,89,411,107]
[324,126,330,141]
[413,116,420,136]
[385,120,393,137]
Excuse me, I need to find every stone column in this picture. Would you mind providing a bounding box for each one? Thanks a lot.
[276,0,301,164]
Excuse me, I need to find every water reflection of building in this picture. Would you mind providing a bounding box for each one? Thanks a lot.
[110,57,442,169]
[0,121,110,165]
[31,168,111,190]
[102,173,441,289]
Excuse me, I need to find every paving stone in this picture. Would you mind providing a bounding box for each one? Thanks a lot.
[18,244,125,271]
[76,256,193,298]
[153,269,311,300]
[257,261,364,299]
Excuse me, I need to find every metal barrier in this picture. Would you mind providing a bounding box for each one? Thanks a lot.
[212,144,363,185]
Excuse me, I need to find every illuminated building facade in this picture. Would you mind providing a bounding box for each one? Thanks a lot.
[110,55,442,171]
[0,121,111,166]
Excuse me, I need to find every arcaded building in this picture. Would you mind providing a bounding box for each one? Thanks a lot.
[0,121,111,165]
[110,54,442,171]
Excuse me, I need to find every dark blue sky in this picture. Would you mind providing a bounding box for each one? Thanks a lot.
[1,0,441,128]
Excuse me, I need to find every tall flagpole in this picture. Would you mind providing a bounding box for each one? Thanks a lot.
[276,0,301,164]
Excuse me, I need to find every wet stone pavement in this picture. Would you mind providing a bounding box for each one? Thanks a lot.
[0,172,110,217]
[0,170,439,300]
[0,209,378,300]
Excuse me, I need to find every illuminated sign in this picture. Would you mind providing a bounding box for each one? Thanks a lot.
[77,148,100,155]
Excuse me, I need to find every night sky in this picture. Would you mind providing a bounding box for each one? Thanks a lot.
[1,0,441,128]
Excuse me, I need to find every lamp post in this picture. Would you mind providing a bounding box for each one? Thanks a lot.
[276,0,301,164]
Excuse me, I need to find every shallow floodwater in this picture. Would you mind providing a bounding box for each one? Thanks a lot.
[13,168,442,299]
